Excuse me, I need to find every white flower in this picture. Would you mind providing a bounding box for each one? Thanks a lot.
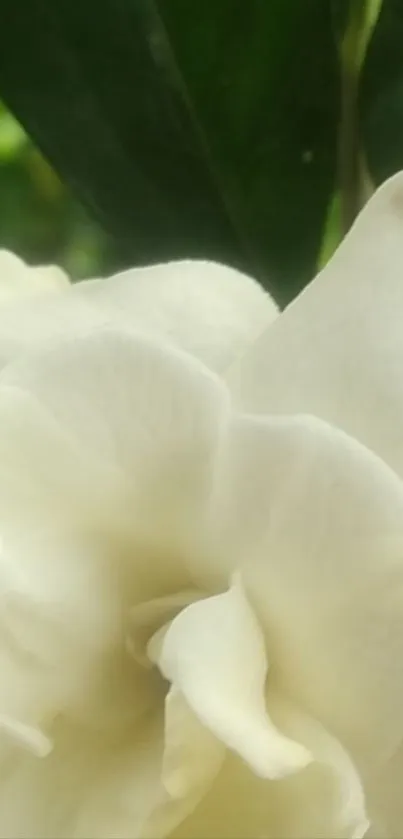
[2,174,403,838]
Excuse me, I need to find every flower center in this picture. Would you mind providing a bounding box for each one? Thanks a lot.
[126,588,204,670]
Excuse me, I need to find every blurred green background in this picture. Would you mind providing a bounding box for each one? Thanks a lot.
[0,101,111,279]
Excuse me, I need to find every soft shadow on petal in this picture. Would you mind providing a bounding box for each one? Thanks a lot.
[154,576,310,779]
[161,686,224,800]
[0,330,229,565]
[0,711,174,839]
[365,742,403,837]
[0,533,154,740]
[0,699,219,839]
[128,590,204,668]
[73,705,221,839]
[267,691,369,838]
[171,692,368,839]
[228,172,403,474]
[204,412,403,768]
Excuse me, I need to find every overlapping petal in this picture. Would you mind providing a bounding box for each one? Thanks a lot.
[0,177,402,838]
[0,328,229,561]
[171,693,367,839]
[0,712,171,839]
[228,173,403,474]
[82,260,277,373]
[152,575,310,778]
[0,260,277,375]
[0,328,230,838]
[203,411,403,772]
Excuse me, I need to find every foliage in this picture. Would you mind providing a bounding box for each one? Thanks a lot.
[0,103,113,279]
[0,0,399,301]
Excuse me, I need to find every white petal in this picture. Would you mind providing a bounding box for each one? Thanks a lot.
[72,707,219,839]
[154,576,311,778]
[161,686,224,799]
[0,329,229,565]
[0,259,276,374]
[228,173,403,474]
[267,692,369,838]
[206,412,403,770]
[0,531,153,745]
[83,260,277,373]
[128,590,204,668]
[172,694,368,839]
[0,716,52,758]
[0,712,177,839]
[0,328,230,766]
[0,250,69,305]
[365,743,403,836]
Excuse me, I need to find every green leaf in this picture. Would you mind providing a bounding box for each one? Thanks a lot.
[0,107,27,161]
[360,0,403,185]
[0,1,340,301]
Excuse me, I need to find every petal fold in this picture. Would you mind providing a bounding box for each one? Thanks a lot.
[0,330,229,567]
[0,259,277,375]
[206,411,403,768]
[83,260,277,374]
[161,686,224,799]
[154,576,310,778]
[228,173,403,474]
[171,693,368,839]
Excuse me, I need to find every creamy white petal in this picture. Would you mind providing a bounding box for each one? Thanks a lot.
[0,531,153,744]
[128,590,204,668]
[0,712,180,839]
[82,260,278,373]
[0,250,69,305]
[0,329,229,772]
[153,576,310,778]
[0,590,203,838]
[268,692,369,838]
[0,259,277,374]
[171,693,368,839]
[161,686,224,799]
[73,705,220,839]
[0,285,104,371]
[228,173,403,474]
[0,329,229,565]
[203,412,403,771]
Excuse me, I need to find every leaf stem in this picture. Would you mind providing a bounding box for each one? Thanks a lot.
[338,0,382,233]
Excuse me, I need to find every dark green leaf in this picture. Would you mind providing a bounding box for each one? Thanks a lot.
[0,0,340,301]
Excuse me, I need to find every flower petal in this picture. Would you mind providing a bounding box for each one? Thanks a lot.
[83,260,277,373]
[0,250,69,305]
[128,590,204,668]
[0,259,277,375]
[267,692,369,838]
[153,575,311,779]
[0,712,172,839]
[0,531,152,743]
[72,706,221,839]
[205,412,403,772]
[161,686,224,799]
[0,329,230,756]
[171,693,368,839]
[228,173,403,473]
[0,329,229,565]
